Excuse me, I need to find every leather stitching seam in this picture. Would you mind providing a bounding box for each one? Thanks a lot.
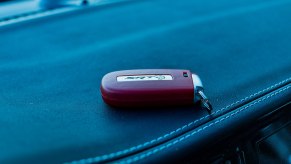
[121,84,291,163]
[69,77,291,164]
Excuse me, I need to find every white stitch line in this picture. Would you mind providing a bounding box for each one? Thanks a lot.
[68,77,291,164]
[121,85,291,164]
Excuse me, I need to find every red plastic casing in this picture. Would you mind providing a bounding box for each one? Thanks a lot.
[100,69,194,107]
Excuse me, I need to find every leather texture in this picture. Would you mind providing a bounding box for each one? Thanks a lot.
[118,84,291,163]
[0,0,290,163]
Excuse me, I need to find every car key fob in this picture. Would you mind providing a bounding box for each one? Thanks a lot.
[100,69,212,111]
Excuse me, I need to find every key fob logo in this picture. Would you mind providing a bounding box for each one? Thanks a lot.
[117,75,173,82]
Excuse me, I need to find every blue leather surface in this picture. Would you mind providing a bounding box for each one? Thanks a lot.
[0,0,290,163]
[118,84,291,163]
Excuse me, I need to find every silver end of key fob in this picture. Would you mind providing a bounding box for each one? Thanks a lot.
[192,74,213,112]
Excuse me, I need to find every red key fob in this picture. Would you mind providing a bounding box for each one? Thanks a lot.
[100,69,212,111]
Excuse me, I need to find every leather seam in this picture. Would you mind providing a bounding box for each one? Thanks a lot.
[121,84,291,163]
[0,10,50,24]
[0,8,76,27]
[0,1,133,27]
[68,77,291,164]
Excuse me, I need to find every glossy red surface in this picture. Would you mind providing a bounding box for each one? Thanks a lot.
[101,69,195,107]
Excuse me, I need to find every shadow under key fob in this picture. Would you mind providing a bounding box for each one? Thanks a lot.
[100,69,212,111]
